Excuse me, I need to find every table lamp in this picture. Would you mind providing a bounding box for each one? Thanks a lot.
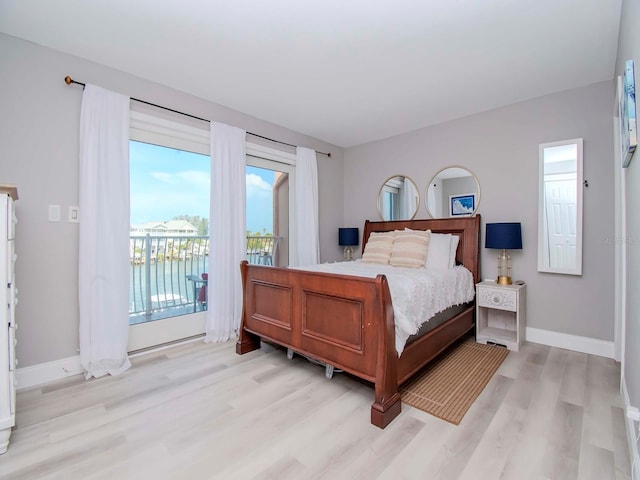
[485,222,522,285]
[338,227,359,261]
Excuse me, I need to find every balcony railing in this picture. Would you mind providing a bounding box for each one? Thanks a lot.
[130,234,280,324]
[246,235,280,265]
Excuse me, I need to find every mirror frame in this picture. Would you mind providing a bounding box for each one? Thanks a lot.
[425,166,481,218]
[537,138,584,275]
[377,175,420,221]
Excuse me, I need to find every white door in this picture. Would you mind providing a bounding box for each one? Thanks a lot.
[544,175,577,270]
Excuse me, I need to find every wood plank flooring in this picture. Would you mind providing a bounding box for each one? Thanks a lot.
[0,338,631,480]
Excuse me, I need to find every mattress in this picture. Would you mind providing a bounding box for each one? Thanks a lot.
[406,303,470,343]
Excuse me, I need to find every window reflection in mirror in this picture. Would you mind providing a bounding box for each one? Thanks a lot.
[377,175,419,221]
[537,138,583,275]
[426,167,480,218]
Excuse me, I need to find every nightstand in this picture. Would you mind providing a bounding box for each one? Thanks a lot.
[475,280,526,352]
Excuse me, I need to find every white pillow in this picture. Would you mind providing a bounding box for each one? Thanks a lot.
[449,235,460,268]
[426,233,452,270]
[361,231,394,264]
[390,229,430,268]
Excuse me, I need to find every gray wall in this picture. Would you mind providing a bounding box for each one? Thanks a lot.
[616,0,640,416]
[0,34,345,368]
[344,81,615,341]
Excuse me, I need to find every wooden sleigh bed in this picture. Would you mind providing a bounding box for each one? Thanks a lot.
[236,215,481,428]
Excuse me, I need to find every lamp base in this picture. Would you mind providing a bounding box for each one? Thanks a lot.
[496,249,512,286]
[343,246,354,261]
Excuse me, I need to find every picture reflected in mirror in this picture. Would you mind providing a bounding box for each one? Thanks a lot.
[426,167,480,218]
[377,175,419,221]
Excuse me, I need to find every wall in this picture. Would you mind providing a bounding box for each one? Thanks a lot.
[0,34,345,368]
[615,0,640,471]
[344,81,615,343]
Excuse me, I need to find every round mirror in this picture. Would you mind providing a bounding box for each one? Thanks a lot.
[426,167,480,218]
[377,175,419,221]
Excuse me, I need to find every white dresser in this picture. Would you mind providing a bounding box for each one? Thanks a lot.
[0,186,17,454]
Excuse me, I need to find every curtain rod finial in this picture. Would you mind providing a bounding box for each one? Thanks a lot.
[64,76,72,85]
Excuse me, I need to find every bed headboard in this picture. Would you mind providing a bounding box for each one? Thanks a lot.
[361,215,481,284]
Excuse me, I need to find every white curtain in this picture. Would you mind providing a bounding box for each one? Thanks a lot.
[78,84,131,379]
[206,122,246,342]
[294,147,320,266]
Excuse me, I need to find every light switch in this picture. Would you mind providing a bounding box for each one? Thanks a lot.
[48,205,61,222]
[68,206,79,223]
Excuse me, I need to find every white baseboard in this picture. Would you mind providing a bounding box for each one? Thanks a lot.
[621,374,640,480]
[16,355,83,390]
[525,327,614,358]
[15,336,204,390]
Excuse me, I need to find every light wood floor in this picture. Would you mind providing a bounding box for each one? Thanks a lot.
[0,337,631,480]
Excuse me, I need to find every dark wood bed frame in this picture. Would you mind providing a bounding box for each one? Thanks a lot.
[236,215,481,428]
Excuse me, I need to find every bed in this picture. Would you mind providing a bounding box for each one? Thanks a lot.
[236,215,481,428]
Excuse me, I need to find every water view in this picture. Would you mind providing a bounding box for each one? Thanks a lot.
[129,234,280,324]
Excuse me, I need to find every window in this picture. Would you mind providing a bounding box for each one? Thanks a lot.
[127,110,296,351]
[129,141,210,323]
[245,148,295,267]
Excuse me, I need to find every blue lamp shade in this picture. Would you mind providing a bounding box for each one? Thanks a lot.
[485,223,522,250]
[338,227,359,246]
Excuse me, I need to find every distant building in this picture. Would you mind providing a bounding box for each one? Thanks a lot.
[129,220,206,263]
[130,220,199,237]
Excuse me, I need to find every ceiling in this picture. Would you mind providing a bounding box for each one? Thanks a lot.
[0,0,622,148]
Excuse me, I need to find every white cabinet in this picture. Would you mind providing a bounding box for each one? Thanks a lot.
[476,280,525,352]
[0,187,17,454]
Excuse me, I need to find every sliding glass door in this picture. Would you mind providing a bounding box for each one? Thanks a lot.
[126,111,296,351]
[128,140,210,351]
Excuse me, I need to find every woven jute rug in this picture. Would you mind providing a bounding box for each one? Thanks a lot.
[400,339,509,425]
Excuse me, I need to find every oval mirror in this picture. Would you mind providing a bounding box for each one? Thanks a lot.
[377,175,419,221]
[426,167,480,218]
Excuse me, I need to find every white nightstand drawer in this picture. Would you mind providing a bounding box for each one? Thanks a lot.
[477,287,517,312]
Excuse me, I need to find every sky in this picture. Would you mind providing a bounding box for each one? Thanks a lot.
[130,141,274,233]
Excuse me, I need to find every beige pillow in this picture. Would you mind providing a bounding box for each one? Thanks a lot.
[390,229,430,268]
[361,231,395,264]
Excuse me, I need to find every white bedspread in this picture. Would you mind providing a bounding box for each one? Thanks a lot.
[292,261,475,355]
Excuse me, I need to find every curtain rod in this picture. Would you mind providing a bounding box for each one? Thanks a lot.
[64,76,331,158]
